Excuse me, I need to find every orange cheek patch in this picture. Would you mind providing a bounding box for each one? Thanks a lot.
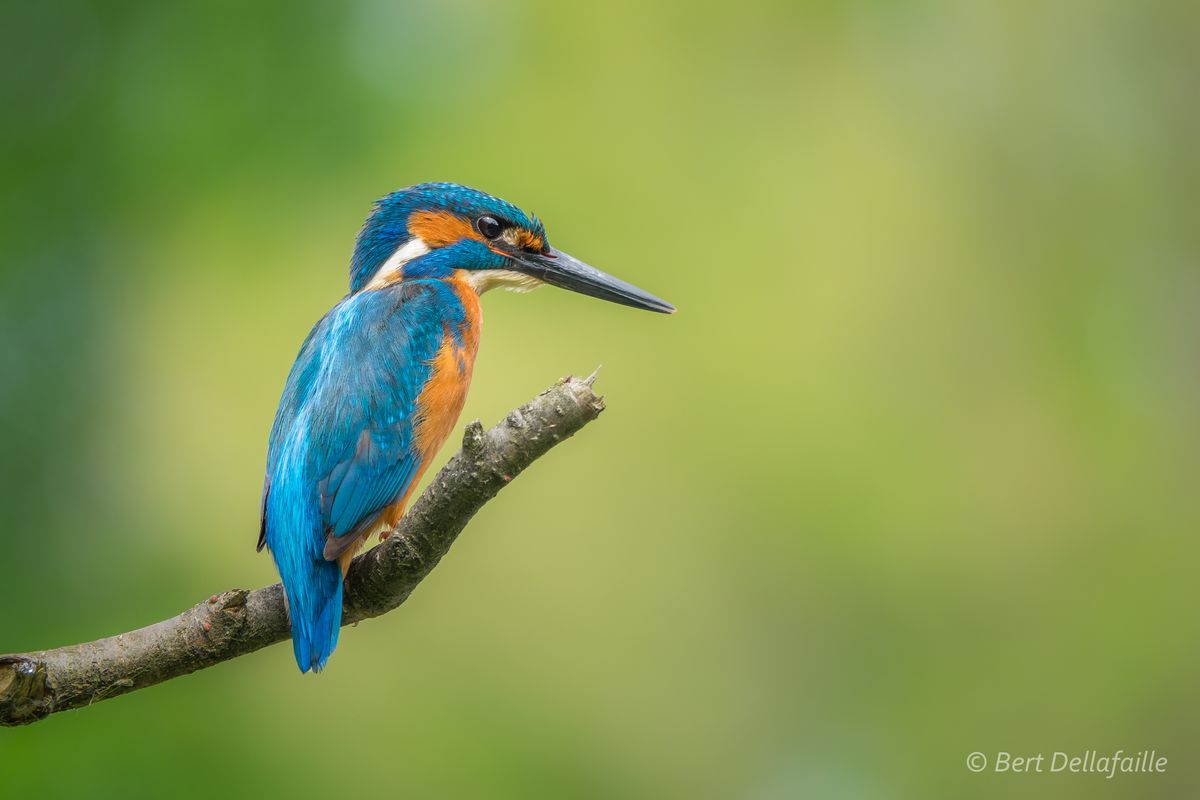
[408,210,483,247]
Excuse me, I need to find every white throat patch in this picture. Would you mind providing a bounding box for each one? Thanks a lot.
[466,269,545,295]
[364,237,431,290]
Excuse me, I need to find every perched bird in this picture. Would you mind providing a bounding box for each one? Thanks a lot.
[259,182,673,673]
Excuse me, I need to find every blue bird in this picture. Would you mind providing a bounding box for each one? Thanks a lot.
[259,182,673,672]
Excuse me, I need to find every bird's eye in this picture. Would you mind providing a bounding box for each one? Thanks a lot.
[476,215,503,240]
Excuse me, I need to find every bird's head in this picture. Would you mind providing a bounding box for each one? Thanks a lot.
[349,182,673,313]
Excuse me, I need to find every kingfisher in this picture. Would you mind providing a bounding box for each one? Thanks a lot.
[258,182,673,673]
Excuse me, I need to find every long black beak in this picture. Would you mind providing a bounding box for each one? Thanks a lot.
[513,247,675,314]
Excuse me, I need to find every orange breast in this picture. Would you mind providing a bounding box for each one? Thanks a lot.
[413,277,480,454]
[384,275,481,525]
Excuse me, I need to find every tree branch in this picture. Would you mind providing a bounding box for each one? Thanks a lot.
[0,374,605,726]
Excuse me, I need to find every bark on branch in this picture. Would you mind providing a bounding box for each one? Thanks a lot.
[0,374,605,726]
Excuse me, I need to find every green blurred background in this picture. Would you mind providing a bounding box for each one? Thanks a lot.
[2,1,1198,797]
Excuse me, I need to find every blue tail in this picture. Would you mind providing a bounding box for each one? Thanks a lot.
[264,470,345,673]
[284,558,343,674]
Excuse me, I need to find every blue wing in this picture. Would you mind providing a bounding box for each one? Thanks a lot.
[263,280,460,554]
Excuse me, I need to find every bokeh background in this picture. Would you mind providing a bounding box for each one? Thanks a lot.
[2,1,1198,798]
